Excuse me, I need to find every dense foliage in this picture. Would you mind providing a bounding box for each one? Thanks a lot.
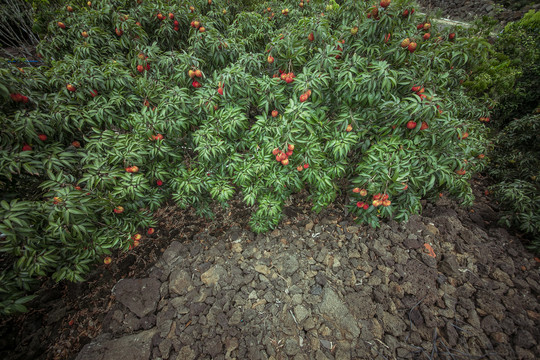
[488,113,540,252]
[0,0,492,314]
[492,10,539,125]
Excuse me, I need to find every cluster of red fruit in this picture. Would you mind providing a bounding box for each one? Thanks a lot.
[367,6,379,20]
[125,165,139,173]
[190,19,205,32]
[299,89,312,102]
[372,193,391,207]
[151,133,164,141]
[158,12,181,31]
[189,68,203,88]
[401,38,417,53]
[136,53,151,73]
[402,7,415,17]
[416,22,431,41]
[10,93,29,103]
[380,0,391,8]
[406,120,428,130]
[273,144,295,166]
[411,85,427,100]
[479,117,490,122]
[353,188,370,209]
[280,70,295,84]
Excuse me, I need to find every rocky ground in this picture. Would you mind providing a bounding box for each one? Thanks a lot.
[63,177,539,360]
[417,0,540,25]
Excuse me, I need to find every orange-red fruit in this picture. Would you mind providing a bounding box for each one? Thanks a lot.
[131,165,139,173]
[66,84,76,92]
[359,189,367,196]
[408,42,417,53]
[300,94,307,102]
[193,21,200,28]
[72,141,81,148]
[271,110,278,117]
[38,134,47,141]
[423,33,431,40]
[455,169,466,175]
[417,23,424,30]
[66,5,73,12]
[104,257,112,265]
[297,165,303,171]
[403,183,408,190]
[353,188,360,193]
[286,150,293,157]
[82,31,89,38]
[192,80,201,88]
[449,33,456,40]
[380,0,391,8]
[372,200,382,207]
[382,199,391,207]
[272,148,279,156]
[147,227,155,235]
[188,70,195,78]
[169,12,174,19]
[406,121,417,129]
[288,144,295,151]
[267,55,274,64]
[304,163,309,169]
[195,69,202,78]
[115,28,123,36]
[218,87,223,95]
[308,32,314,42]
[137,64,144,72]
[459,132,469,139]
[401,38,411,48]
[346,124,353,132]
[114,206,124,214]
[58,22,66,29]
[478,154,485,159]
[22,144,32,151]
[281,158,289,166]
[133,233,142,241]
[199,27,206,33]
[420,121,429,130]
[423,23,431,30]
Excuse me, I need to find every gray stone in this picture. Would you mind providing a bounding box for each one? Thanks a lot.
[311,284,323,296]
[294,305,310,323]
[114,278,161,318]
[381,312,407,337]
[75,328,157,360]
[161,241,184,267]
[275,252,300,276]
[284,338,300,356]
[201,265,228,286]
[169,269,192,296]
[319,287,360,338]
[176,345,197,360]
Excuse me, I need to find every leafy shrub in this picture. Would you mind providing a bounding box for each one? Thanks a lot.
[0,0,492,314]
[492,10,540,125]
[488,113,540,252]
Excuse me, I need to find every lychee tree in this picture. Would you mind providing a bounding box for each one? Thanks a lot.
[0,0,492,314]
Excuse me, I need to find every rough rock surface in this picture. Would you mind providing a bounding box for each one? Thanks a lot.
[75,193,540,360]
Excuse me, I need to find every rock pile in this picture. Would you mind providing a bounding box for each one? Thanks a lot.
[417,0,540,25]
[76,194,540,360]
